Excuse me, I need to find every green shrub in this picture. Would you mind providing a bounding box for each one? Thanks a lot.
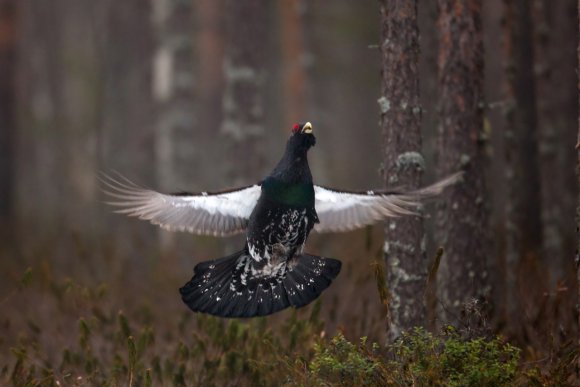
[390,327,520,386]
[308,333,390,386]
[285,327,520,386]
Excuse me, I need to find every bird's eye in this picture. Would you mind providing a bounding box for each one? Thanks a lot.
[292,123,300,133]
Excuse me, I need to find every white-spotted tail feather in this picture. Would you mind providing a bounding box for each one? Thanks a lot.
[179,250,342,318]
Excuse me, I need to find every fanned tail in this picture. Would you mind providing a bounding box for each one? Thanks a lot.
[284,254,341,308]
[179,250,341,318]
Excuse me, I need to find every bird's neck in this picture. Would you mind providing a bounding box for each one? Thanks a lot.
[270,149,312,184]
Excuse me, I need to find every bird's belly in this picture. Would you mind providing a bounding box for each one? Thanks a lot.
[247,207,313,261]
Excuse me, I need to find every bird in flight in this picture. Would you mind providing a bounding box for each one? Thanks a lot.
[103,122,460,318]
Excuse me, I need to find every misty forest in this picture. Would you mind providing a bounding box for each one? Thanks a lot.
[0,0,579,386]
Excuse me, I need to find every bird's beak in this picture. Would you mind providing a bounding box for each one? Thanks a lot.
[303,122,313,134]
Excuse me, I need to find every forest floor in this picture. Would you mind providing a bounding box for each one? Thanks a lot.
[0,235,577,386]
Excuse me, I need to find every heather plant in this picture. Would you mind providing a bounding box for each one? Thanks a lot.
[389,327,520,386]
[1,265,326,386]
[1,261,578,386]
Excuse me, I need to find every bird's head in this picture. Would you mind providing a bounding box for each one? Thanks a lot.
[287,122,316,153]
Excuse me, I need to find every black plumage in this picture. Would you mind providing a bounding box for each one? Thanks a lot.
[103,121,461,318]
[180,122,341,317]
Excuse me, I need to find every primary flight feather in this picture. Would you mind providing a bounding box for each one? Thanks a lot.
[103,122,461,318]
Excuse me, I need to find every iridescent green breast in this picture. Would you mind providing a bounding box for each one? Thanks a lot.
[262,177,314,207]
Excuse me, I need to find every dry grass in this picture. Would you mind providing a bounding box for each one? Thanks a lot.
[0,231,577,386]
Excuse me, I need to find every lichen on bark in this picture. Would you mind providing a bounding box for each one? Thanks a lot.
[379,0,426,342]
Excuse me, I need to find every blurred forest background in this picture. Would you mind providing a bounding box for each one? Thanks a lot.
[0,0,578,385]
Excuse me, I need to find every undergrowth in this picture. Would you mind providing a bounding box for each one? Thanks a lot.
[1,265,578,386]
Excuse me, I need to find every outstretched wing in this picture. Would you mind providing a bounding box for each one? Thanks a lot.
[313,172,462,233]
[101,174,261,236]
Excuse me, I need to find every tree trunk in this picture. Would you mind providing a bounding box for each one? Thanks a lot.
[16,0,156,267]
[152,0,198,190]
[0,0,16,235]
[279,0,307,126]
[96,0,157,264]
[15,1,107,255]
[197,0,225,160]
[436,0,490,326]
[532,0,578,287]
[152,0,198,253]
[220,0,268,185]
[530,0,578,348]
[418,0,439,330]
[482,0,508,329]
[576,0,580,372]
[502,0,543,334]
[379,0,426,340]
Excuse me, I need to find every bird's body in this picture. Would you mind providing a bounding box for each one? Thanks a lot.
[103,122,461,318]
[247,134,318,268]
[247,186,314,268]
[178,123,342,317]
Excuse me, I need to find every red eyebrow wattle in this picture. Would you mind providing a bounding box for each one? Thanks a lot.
[292,123,300,132]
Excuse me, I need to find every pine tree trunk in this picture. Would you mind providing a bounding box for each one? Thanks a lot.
[0,0,15,234]
[279,0,307,126]
[152,0,197,190]
[482,0,508,327]
[152,0,198,252]
[197,0,225,149]
[14,0,158,263]
[532,0,578,287]
[576,0,580,372]
[96,0,157,260]
[436,0,490,326]
[418,0,439,329]
[379,0,426,340]
[15,1,109,253]
[502,0,543,333]
[220,0,268,185]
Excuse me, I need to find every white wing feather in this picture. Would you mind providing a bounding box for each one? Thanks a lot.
[314,172,462,233]
[101,174,261,236]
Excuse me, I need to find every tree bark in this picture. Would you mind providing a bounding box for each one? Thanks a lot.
[436,0,490,326]
[152,0,198,252]
[502,0,543,333]
[481,0,508,329]
[379,0,426,340]
[418,0,439,330]
[152,0,197,189]
[0,0,16,234]
[197,0,225,141]
[14,0,157,266]
[279,0,307,126]
[576,0,580,372]
[532,0,578,287]
[15,1,107,251]
[220,0,268,185]
[96,0,157,262]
